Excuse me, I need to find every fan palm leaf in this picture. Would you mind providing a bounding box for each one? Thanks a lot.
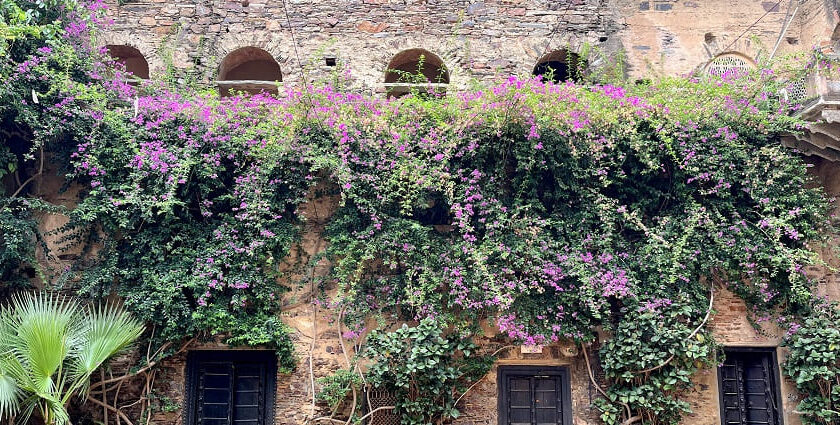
[0,292,144,425]
[0,363,20,419]
[69,302,144,400]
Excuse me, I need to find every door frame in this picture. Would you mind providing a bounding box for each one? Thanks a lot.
[716,346,784,425]
[497,365,573,425]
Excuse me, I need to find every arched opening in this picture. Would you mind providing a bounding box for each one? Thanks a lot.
[217,47,282,97]
[533,50,584,83]
[831,23,840,51]
[106,45,149,80]
[384,48,449,98]
[704,52,755,79]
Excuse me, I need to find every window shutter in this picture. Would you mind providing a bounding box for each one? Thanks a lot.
[533,377,560,425]
[233,363,264,425]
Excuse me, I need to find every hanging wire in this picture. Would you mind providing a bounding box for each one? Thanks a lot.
[719,0,784,55]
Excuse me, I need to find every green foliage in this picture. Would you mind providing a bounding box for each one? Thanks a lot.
[66,100,310,368]
[596,299,716,424]
[0,292,144,425]
[315,368,361,412]
[0,198,39,287]
[784,305,840,425]
[364,318,493,424]
[0,1,838,424]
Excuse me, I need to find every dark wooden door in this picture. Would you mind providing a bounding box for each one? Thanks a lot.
[498,367,571,425]
[718,350,781,425]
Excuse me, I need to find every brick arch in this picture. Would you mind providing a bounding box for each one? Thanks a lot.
[383,48,450,84]
[375,39,460,86]
[829,22,840,53]
[532,49,586,83]
[96,32,160,77]
[210,35,291,80]
[522,33,594,78]
[218,47,283,81]
[106,45,149,79]
[696,36,762,75]
[216,46,283,96]
[702,36,761,60]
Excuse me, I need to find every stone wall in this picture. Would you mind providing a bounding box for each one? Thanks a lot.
[98,0,837,93]
[60,156,839,425]
[100,0,619,93]
[40,1,840,424]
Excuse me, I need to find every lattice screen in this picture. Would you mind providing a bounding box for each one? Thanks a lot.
[706,54,754,78]
[367,388,399,425]
[783,77,808,103]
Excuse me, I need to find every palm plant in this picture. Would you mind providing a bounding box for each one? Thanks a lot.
[0,292,144,425]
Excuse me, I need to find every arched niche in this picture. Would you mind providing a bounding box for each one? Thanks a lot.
[831,23,840,51]
[217,47,282,97]
[106,45,150,79]
[384,48,449,97]
[704,52,756,79]
[533,49,584,83]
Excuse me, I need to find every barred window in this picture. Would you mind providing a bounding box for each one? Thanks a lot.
[185,351,276,425]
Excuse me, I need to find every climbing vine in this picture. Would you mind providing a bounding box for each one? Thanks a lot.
[1,1,838,424]
[784,302,840,425]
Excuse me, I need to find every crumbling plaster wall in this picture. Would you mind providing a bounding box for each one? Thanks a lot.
[612,0,805,78]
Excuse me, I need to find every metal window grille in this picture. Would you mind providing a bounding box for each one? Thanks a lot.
[366,388,399,425]
[781,77,808,104]
[185,351,277,425]
[706,54,754,78]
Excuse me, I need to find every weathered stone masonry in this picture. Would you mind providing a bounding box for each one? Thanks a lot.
[73,1,840,424]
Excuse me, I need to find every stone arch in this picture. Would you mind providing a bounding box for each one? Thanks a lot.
[106,45,150,79]
[533,49,585,83]
[209,33,290,76]
[383,48,450,98]
[217,47,282,96]
[830,23,840,53]
[97,31,160,77]
[383,48,450,84]
[698,35,761,74]
[704,51,756,78]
